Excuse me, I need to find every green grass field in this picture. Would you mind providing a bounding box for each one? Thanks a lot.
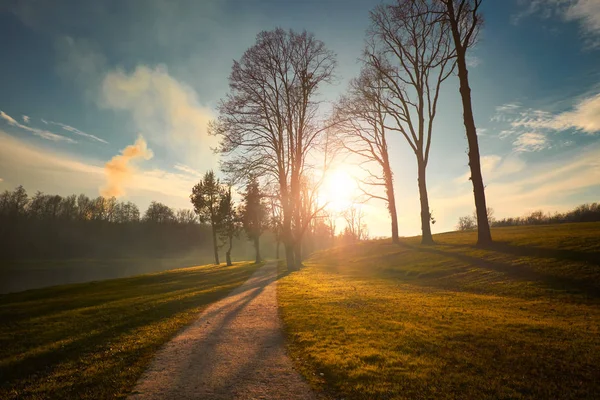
[0,261,261,400]
[279,223,600,399]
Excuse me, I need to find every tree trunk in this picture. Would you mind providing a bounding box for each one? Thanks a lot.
[455,50,492,246]
[254,236,261,263]
[225,235,233,266]
[211,223,220,265]
[293,240,302,269]
[275,238,280,259]
[285,243,295,271]
[417,159,434,245]
[384,166,399,244]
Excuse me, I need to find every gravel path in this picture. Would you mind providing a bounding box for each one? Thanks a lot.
[128,262,316,400]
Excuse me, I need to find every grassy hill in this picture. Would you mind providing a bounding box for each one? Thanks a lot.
[0,261,261,400]
[279,223,600,399]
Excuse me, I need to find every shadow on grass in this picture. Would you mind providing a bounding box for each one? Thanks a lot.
[401,242,600,299]
[0,261,276,400]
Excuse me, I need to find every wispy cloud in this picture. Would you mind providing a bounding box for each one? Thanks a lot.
[513,0,600,48]
[101,135,154,198]
[511,92,600,134]
[173,163,203,177]
[100,65,217,164]
[513,132,549,152]
[22,115,30,124]
[433,143,600,230]
[48,121,108,144]
[0,110,76,143]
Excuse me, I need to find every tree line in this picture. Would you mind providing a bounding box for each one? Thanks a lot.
[0,182,341,262]
[457,203,600,230]
[0,185,268,261]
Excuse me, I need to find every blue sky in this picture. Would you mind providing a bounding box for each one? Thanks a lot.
[1,0,599,236]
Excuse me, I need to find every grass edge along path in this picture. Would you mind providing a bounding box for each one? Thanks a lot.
[0,261,262,400]
[278,223,600,400]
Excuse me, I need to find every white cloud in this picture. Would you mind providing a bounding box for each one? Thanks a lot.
[174,163,203,177]
[513,0,600,48]
[22,115,30,124]
[100,65,218,166]
[48,121,108,144]
[0,110,76,143]
[511,92,600,134]
[513,132,549,152]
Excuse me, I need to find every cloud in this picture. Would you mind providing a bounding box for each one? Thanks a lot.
[513,0,600,48]
[100,65,218,164]
[22,115,30,124]
[513,132,549,152]
[101,135,154,198]
[432,143,600,231]
[453,155,502,183]
[0,110,76,143]
[511,92,600,134]
[173,163,203,177]
[0,130,200,211]
[48,121,108,144]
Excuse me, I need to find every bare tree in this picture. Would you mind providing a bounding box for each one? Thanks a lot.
[333,66,400,243]
[342,205,368,241]
[438,0,492,245]
[366,0,456,245]
[211,28,337,269]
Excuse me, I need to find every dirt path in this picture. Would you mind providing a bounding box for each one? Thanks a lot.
[128,262,316,400]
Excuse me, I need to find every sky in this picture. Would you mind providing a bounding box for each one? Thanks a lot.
[0,0,599,237]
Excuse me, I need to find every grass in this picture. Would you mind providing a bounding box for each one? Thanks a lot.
[0,261,261,400]
[278,223,600,399]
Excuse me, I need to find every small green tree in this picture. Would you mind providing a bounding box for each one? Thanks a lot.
[218,186,240,266]
[190,170,224,265]
[240,178,268,263]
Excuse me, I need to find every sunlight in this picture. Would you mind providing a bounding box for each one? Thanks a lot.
[319,168,359,212]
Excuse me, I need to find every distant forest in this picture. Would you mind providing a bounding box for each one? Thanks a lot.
[0,185,287,261]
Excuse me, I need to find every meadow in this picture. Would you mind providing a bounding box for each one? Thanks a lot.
[0,261,261,400]
[278,223,600,399]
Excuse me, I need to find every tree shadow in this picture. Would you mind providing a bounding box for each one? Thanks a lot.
[400,243,600,299]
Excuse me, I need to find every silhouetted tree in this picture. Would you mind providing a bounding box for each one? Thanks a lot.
[191,170,225,265]
[218,186,239,266]
[456,215,476,231]
[437,0,491,245]
[333,66,400,243]
[144,201,176,223]
[240,178,268,263]
[176,209,197,225]
[366,0,456,245]
[211,28,337,269]
[342,205,368,241]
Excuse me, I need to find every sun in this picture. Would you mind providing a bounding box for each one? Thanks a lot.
[319,168,358,212]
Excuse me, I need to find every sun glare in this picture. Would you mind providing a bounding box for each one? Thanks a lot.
[320,169,358,212]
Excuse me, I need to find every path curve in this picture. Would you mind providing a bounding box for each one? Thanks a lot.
[128,262,316,400]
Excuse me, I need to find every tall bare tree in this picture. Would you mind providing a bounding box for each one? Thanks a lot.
[438,0,492,245]
[333,66,400,243]
[366,0,456,245]
[211,28,336,269]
